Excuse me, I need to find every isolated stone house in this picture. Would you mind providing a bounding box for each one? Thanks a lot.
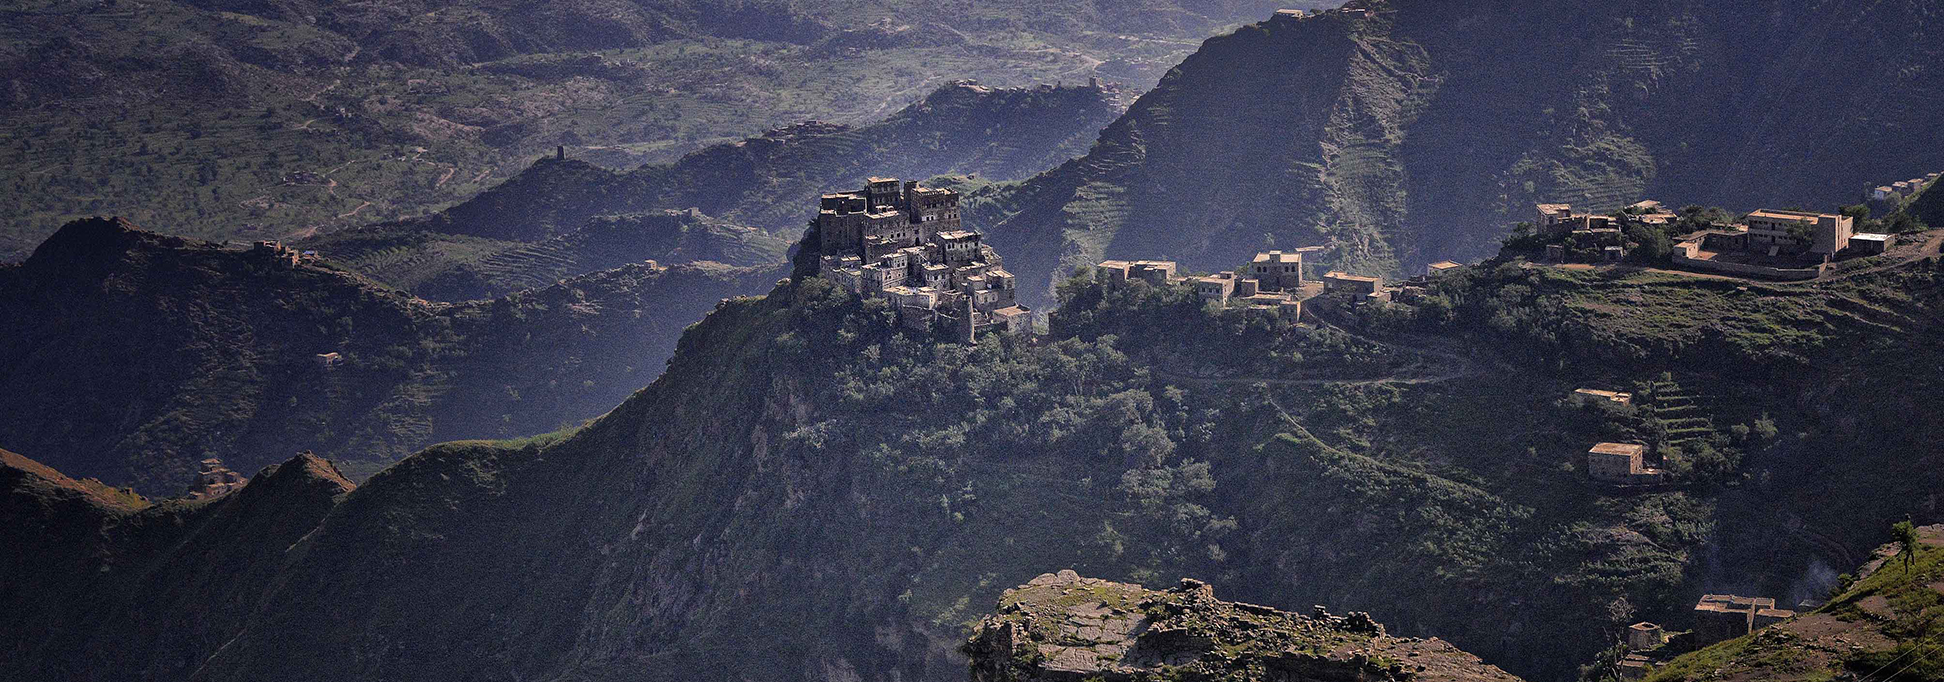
[1586,442,1648,482]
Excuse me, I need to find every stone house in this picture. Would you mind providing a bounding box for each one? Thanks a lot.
[1693,595,1793,647]
[1322,271,1382,296]
[1194,273,1237,304]
[1248,250,1305,291]
[1427,261,1464,276]
[1095,260,1181,287]
[1586,442,1649,482]
[1849,233,1894,255]
[253,240,301,267]
[1743,210,1854,256]
[1571,389,1632,406]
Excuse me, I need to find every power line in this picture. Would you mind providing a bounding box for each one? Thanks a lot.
[1858,639,1942,682]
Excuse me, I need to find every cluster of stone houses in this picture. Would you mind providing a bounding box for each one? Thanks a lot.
[187,457,248,500]
[1535,200,1678,263]
[1096,252,1309,320]
[811,177,1032,341]
[250,240,318,267]
[1670,209,1896,279]
[1534,200,1901,280]
[1271,2,1372,22]
[1095,249,1461,319]
[1869,171,1939,203]
[1616,595,1796,679]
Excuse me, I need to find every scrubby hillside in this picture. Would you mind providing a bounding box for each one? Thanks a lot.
[973,0,1944,306]
[1642,525,1944,682]
[0,0,1310,261]
[0,217,781,491]
[4,245,1941,682]
[0,448,352,681]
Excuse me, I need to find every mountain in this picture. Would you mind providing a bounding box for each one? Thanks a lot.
[0,0,1317,262]
[294,80,1121,301]
[1641,525,1943,682]
[0,217,781,492]
[971,0,1944,306]
[300,206,790,300]
[0,448,352,682]
[422,80,1128,241]
[3,244,1942,681]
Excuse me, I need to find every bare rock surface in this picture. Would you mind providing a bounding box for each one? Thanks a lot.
[964,572,1524,682]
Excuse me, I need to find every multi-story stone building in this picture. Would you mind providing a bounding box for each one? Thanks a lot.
[1743,209,1854,256]
[813,178,1030,341]
[1248,250,1305,291]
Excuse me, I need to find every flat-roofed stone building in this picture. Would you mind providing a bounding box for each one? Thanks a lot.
[1587,442,1648,482]
[1744,209,1855,256]
[1693,595,1793,646]
[1248,250,1305,291]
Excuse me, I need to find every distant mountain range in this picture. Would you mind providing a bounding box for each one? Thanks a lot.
[294,80,1121,300]
[0,0,1321,261]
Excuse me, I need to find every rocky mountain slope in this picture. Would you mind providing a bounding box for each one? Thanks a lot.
[0,217,781,491]
[0,448,353,682]
[0,0,1314,261]
[3,244,1942,681]
[964,572,1521,681]
[972,0,1944,306]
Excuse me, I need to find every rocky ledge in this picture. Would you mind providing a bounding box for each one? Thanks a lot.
[964,571,1523,682]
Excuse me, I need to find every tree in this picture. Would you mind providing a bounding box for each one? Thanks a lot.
[1625,223,1672,264]
[1892,517,1919,574]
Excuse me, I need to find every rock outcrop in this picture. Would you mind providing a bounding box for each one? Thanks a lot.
[966,572,1522,682]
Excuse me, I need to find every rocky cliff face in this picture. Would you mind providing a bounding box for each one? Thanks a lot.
[964,572,1521,682]
[977,0,1944,306]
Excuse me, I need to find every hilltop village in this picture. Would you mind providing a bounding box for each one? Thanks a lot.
[1523,174,1939,281]
[810,178,1032,341]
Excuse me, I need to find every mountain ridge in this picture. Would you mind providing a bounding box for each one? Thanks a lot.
[973,0,1944,307]
[0,217,781,491]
